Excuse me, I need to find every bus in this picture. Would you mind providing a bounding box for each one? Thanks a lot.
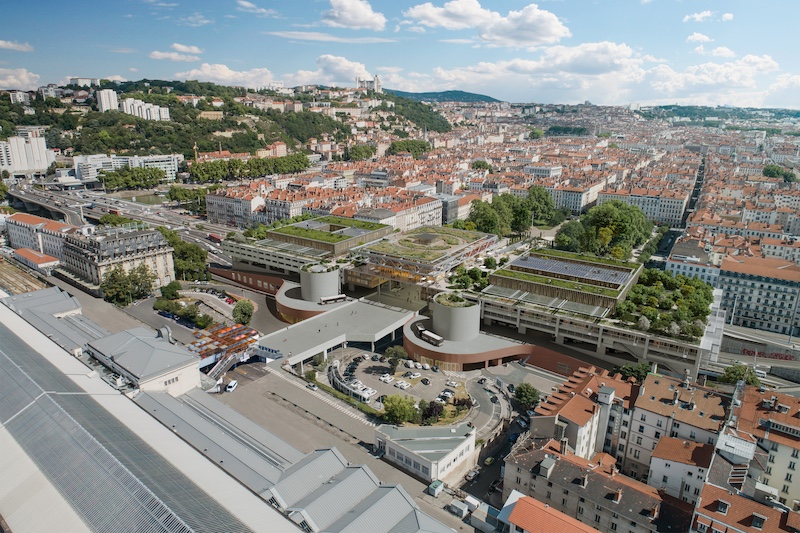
[319,294,347,305]
[208,233,224,244]
[420,330,444,347]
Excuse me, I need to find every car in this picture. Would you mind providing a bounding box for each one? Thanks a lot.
[484,457,495,467]
[422,363,431,370]
[225,380,238,393]
[376,395,387,404]
[394,380,406,388]
[414,362,423,369]
[405,361,414,368]
[441,390,454,399]
[446,381,459,387]
[421,378,431,385]
[403,371,413,378]
[306,383,319,391]
[434,397,446,404]
[526,409,536,419]
[379,356,387,363]
[517,418,528,429]
[381,373,391,379]
[371,354,380,361]
[478,377,487,385]
[397,381,411,390]
[380,376,395,384]
[410,372,421,379]
[507,384,516,394]
[431,366,439,372]
[443,388,455,395]
[490,395,499,404]
[465,470,479,482]
[489,479,503,492]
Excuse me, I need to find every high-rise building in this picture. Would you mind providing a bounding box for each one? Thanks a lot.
[96,89,119,113]
[0,136,56,176]
[73,153,185,182]
[69,77,100,87]
[8,91,30,105]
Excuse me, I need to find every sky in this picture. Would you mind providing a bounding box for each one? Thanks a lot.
[2,0,800,108]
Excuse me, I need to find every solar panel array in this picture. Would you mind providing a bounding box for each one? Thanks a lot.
[255,238,330,258]
[512,256,632,286]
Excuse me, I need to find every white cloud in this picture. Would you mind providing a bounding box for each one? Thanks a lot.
[112,47,137,54]
[440,38,474,44]
[149,50,200,61]
[404,0,570,48]
[322,0,386,31]
[710,46,735,58]
[105,75,127,82]
[694,45,736,58]
[686,32,712,43]
[407,26,426,33]
[722,13,734,21]
[129,67,139,72]
[0,39,34,52]
[0,67,40,90]
[175,63,275,87]
[683,10,713,23]
[649,54,778,93]
[179,12,212,26]
[268,31,395,43]
[236,0,277,18]
[171,42,203,54]
[283,54,371,87]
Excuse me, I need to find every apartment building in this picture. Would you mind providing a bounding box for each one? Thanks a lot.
[647,437,713,505]
[502,438,692,533]
[206,189,267,228]
[120,97,170,121]
[621,374,727,481]
[666,238,721,287]
[599,188,689,226]
[733,387,800,506]
[73,153,184,182]
[5,212,80,258]
[96,89,119,113]
[719,255,800,336]
[692,483,799,533]
[9,91,30,105]
[0,135,55,175]
[61,228,174,288]
[523,165,562,178]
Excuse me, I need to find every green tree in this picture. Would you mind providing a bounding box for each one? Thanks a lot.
[383,395,418,424]
[529,128,544,139]
[386,140,431,159]
[471,160,492,171]
[468,200,502,235]
[763,164,797,182]
[129,263,156,299]
[100,265,134,305]
[195,314,213,329]
[613,362,651,383]
[346,144,376,161]
[720,364,760,386]
[483,256,497,269]
[514,383,541,408]
[99,213,136,226]
[526,185,555,223]
[232,299,254,325]
[554,220,586,252]
[160,281,183,300]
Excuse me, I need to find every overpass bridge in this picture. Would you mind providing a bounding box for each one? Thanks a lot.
[7,188,86,226]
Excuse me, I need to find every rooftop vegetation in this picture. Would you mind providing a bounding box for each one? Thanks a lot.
[530,248,636,270]
[492,268,622,298]
[271,225,350,243]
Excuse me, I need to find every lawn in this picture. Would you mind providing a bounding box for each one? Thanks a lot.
[493,268,622,297]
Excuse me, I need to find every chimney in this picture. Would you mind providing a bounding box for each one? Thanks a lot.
[561,437,570,455]
[613,489,622,503]
[673,390,680,405]
[581,472,588,488]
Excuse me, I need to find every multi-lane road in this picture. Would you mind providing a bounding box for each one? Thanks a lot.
[10,186,232,266]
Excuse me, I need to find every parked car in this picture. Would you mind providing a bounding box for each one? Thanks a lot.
[490,395,499,404]
[422,363,431,370]
[478,377,487,385]
[421,378,431,385]
[431,365,439,372]
[403,371,413,378]
[396,381,411,390]
[225,380,238,392]
[526,409,536,419]
[484,457,495,467]
[446,381,459,387]
[306,383,318,391]
[517,418,528,429]
[414,362,423,369]
[371,354,380,361]
[410,372,421,379]
[465,470,479,482]
[507,383,516,394]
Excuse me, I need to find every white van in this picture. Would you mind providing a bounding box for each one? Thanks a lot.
[225,379,238,392]
[755,370,768,379]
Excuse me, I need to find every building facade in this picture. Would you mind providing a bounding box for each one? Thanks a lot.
[96,89,119,113]
[61,228,175,288]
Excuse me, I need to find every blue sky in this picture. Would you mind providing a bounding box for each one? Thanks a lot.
[2,0,800,108]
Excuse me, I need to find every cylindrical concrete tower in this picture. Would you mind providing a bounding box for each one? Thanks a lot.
[430,292,480,342]
[300,264,341,303]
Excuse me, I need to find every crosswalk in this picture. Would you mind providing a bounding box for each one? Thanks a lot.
[444,369,467,379]
[265,367,379,427]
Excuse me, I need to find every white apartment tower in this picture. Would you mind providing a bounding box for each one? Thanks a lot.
[96,89,119,113]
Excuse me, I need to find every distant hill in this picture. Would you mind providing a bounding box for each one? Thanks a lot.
[385,89,499,103]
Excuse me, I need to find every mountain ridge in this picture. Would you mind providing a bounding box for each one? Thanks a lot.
[385,89,499,103]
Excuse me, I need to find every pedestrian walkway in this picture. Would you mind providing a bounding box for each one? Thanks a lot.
[444,369,467,379]
[265,366,379,427]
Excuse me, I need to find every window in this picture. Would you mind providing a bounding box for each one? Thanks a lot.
[783,485,790,494]
[578,506,584,515]
[564,489,569,495]
[611,523,617,531]
[752,514,766,529]
[766,467,772,475]
[786,473,793,482]
[579,497,585,503]
[769,455,776,464]
[657,419,663,428]
[790,462,796,471]
[636,436,642,445]
[793,449,799,459]
[633,450,640,459]
[641,414,647,421]
[690,431,696,439]
[562,498,567,506]
[654,431,661,439]
[662,475,668,483]
[548,481,553,487]
[595,514,601,523]
[717,500,729,514]
[516,476,521,484]
[694,488,701,495]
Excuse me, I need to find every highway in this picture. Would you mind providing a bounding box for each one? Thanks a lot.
[10,186,233,266]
